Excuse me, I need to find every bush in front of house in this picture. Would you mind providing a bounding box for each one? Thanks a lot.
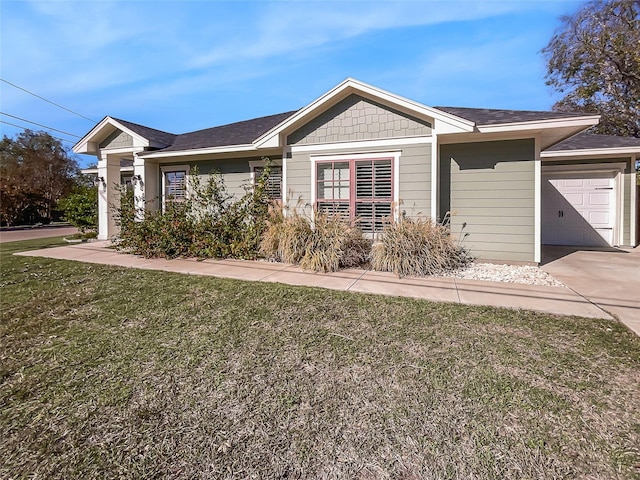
[113,166,272,259]
[371,215,471,277]
[58,182,98,233]
[260,207,370,272]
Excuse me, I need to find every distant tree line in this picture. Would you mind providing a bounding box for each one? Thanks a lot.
[0,130,78,226]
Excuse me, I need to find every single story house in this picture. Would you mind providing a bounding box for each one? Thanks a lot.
[74,78,640,264]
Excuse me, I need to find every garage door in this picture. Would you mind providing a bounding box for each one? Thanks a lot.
[542,172,616,247]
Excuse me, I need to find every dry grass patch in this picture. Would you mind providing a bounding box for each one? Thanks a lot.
[1,238,639,479]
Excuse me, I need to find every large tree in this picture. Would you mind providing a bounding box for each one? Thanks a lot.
[0,130,78,226]
[543,0,640,137]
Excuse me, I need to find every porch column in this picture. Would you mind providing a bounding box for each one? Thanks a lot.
[97,153,121,240]
[132,152,159,217]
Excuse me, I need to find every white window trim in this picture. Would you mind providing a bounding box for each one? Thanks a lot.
[310,151,401,221]
[542,162,626,247]
[160,164,190,211]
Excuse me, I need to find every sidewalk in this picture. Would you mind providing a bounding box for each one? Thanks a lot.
[16,241,613,321]
[0,225,78,243]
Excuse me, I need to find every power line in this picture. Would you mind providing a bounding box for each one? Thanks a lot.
[0,119,77,145]
[1,78,97,123]
[0,112,81,138]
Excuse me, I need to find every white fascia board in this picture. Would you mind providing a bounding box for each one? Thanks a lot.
[290,135,432,153]
[541,146,640,158]
[477,116,600,134]
[140,144,257,159]
[254,78,475,149]
[73,116,150,154]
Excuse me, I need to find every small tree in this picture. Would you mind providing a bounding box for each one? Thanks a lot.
[59,176,98,233]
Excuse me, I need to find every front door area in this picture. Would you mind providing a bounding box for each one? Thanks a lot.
[542,169,618,247]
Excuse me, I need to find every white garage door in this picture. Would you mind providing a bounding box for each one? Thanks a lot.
[542,172,616,247]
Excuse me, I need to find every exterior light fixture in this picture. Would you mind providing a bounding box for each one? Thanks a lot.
[131,174,144,189]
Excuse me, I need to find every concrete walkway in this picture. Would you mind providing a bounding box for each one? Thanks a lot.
[16,241,621,325]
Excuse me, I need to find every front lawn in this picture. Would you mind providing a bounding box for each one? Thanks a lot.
[1,238,639,479]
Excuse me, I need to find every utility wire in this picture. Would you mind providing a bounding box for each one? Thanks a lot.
[0,112,81,138]
[1,78,97,123]
[0,119,77,145]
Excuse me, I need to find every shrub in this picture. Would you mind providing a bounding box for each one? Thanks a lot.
[58,184,98,233]
[260,209,370,272]
[112,164,273,259]
[371,216,471,277]
[260,203,312,264]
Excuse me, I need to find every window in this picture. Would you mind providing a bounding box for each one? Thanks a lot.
[253,165,282,200]
[162,168,187,209]
[316,158,393,233]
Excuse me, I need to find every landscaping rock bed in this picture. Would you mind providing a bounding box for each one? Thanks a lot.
[441,262,564,286]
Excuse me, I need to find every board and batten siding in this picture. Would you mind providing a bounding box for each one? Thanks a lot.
[543,157,634,246]
[100,130,133,149]
[286,144,431,216]
[440,139,536,263]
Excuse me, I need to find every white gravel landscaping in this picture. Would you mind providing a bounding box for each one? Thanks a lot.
[440,262,564,286]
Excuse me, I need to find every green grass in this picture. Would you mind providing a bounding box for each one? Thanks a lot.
[1,238,639,479]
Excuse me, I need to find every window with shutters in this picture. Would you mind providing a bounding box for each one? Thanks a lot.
[161,165,189,211]
[316,158,393,233]
[253,165,282,200]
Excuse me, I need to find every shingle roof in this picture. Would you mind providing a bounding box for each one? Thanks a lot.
[434,106,592,125]
[111,117,176,147]
[138,111,297,155]
[546,132,640,151]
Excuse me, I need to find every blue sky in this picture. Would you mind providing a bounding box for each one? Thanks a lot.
[1,0,583,167]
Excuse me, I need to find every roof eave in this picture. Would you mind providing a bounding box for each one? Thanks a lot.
[476,115,601,134]
[541,146,640,158]
[140,143,257,159]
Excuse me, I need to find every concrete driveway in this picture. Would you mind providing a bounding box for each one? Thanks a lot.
[542,246,640,336]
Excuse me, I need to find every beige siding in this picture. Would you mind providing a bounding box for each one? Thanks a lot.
[441,139,536,263]
[287,94,432,145]
[543,157,634,246]
[100,130,133,149]
[286,143,431,215]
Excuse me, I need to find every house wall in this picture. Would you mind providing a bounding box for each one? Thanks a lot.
[543,157,634,246]
[157,157,280,200]
[287,94,432,145]
[440,139,536,263]
[100,130,133,149]
[286,143,431,216]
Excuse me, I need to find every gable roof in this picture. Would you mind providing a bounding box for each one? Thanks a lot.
[75,78,613,158]
[110,117,176,147]
[546,132,640,151]
[254,78,478,149]
[139,111,296,156]
[435,106,593,126]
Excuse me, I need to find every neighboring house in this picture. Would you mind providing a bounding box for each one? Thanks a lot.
[73,78,640,264]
